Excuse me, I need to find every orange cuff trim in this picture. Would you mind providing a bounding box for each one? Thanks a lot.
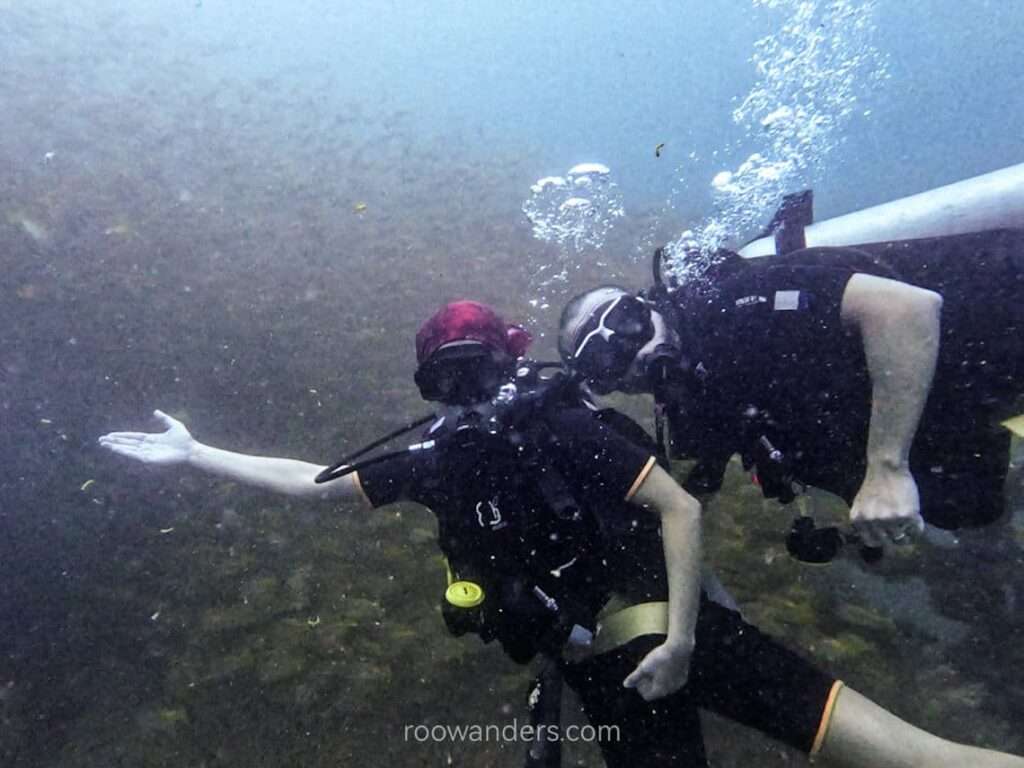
[351,470,372,507]
[625,456,658,502]
[810,680,845,759]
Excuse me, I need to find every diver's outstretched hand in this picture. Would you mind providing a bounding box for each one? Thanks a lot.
[98,409,196,466]
[850,464,925,548]
[623,639,693,701]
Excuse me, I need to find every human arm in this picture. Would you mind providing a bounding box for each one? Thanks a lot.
[839,274,942,545]
[98,409,368,505]
[622,462,702,701]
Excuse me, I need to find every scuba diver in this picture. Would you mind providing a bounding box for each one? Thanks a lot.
[99,300,1024,767]
[559,222,1024,558]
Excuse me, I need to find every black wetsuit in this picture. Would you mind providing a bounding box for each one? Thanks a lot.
[668,228,1024,529]
[356,404,837,766]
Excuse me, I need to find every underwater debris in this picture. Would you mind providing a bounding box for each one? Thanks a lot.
[353,202,368,213]
[157,708,189,726]
[7,212,49,243]
[306,615,321,628]
[655,142,666,157]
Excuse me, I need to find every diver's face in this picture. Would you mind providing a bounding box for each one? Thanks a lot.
[416,346,511,405]
[571,295,654,393]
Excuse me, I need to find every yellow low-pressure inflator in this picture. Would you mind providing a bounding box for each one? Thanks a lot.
[445,580,485,609]
[442,566,488,638]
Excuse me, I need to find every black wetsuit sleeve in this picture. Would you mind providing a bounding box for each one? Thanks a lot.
[354,450,432,508]
[545,407,658,502]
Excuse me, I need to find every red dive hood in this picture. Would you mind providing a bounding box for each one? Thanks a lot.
[416,300,532,363]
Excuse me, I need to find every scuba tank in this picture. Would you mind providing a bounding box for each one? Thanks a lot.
[739,161,1024,257]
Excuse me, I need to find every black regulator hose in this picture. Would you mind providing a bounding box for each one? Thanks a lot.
[315,413,436,483]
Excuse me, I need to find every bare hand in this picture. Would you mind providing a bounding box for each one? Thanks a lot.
[98,410,196,466]
[850,464,924,548]
[623,639,693,701]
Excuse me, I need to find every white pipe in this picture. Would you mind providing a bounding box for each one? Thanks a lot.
[739,162,1024,258]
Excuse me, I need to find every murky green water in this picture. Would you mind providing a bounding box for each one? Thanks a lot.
[3,2,1023,766]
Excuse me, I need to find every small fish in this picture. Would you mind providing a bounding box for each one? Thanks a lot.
[80,479,95,492]
[159,527,175,534]
[655,143,666,158]
[307,615,321,627]
[353,202,368,214]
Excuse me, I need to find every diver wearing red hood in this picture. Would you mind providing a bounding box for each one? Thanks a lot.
[98,300,1024,768]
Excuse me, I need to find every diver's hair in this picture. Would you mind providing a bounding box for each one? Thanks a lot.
[557,285,633,361]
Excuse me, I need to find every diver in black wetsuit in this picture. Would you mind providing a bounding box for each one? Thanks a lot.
[559,229,1024,551]
[100,300,1024,767]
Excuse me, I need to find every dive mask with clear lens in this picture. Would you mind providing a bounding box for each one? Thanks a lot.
[414,343,513,405]
[570,295,654,390]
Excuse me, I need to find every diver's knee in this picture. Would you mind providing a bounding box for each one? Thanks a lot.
[816,685,1019,767]
[815,685,925,767]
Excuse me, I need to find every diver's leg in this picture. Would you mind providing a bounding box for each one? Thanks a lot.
[560,640,707,767]
[816,685,1024,767]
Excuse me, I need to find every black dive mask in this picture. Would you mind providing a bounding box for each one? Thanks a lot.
[415,343,514,405]
[570,295,654,391]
